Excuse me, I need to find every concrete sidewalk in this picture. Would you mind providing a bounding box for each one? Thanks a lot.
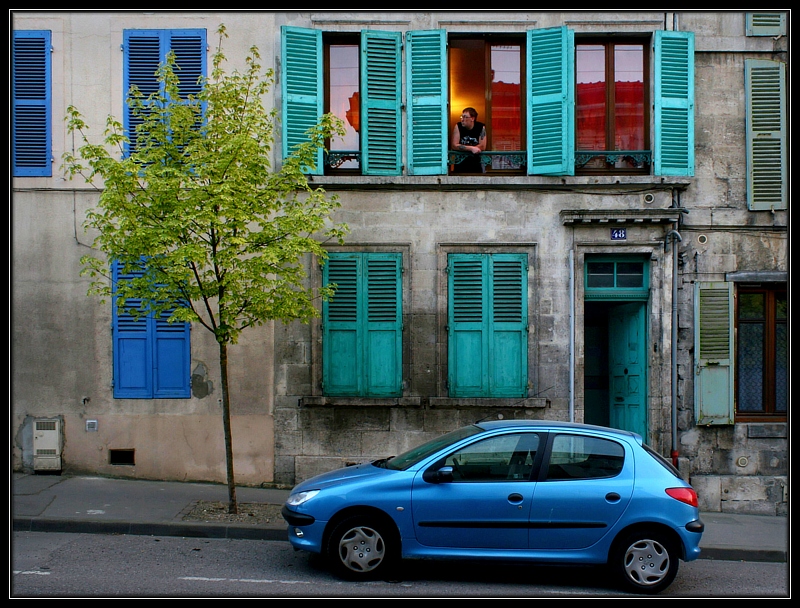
[11,472,788,563]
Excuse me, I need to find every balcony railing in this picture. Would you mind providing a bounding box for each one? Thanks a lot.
[575,150,652,168]
[449,150,527,171]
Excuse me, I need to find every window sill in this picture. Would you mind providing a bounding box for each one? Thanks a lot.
[307,174,692,192]
[298,396,550,408]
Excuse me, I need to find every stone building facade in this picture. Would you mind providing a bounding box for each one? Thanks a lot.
[12,11,787,515]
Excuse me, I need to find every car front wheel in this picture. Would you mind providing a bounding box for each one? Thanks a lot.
[327,515,397,581]
[611,530,680,594]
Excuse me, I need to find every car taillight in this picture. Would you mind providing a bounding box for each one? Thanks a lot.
[666,487,698,507]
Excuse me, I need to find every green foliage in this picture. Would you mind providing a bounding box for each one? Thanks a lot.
[63,24,348,345]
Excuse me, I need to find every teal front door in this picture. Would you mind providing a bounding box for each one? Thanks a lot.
[608,302,647,437]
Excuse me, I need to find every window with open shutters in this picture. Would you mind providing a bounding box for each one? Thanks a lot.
[122,29,206,155]
[112,262,191,399]
[12,30,51,177]
[448,253,528,397]
[322,253,403,397]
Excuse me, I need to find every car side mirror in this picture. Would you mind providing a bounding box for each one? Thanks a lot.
[423,465,454,484]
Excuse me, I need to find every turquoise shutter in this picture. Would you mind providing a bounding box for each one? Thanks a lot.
[323,253,402,396]
[654,30,694,176]
[448,254,527,397]
[406,30,447,175]
[112,262,190,398]
[113,263,153,398]
[281,26,323,175]
[12,30,51,177]
[361,30,402,175]
[745,59,787,210]
[527,26,574,176]
[694,282,734,425]
[365,255,403,395]
[123,29,205,154]
[746,13,787,37]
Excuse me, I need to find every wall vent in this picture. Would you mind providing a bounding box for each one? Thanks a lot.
[33,418,62,472]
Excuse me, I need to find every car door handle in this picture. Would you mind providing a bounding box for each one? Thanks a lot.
[606,492,621,502]
[507,493,524,504]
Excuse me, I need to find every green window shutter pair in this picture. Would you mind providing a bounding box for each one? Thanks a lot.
[122,29,207,155]
[745,59,787,211]
[693,282,734,425]
[448,254,528,397]
[322,253,403,396]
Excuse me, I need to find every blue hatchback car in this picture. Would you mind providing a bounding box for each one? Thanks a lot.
[282,420,704,594]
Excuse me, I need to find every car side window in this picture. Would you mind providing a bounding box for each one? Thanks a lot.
[444,432,539,482]
[546,434,624,481]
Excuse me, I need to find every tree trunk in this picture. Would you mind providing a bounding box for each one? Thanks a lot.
[218,339,238,514]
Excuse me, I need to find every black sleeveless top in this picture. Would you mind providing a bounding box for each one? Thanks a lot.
[454,121,485,173]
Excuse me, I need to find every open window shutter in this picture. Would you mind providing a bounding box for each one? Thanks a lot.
[489,255,527,397]
[406,30,447,175]
[281,26,323,174]
[112,263,153,398]
[694,282,734,425]
[365,254,403,396]
[654,30,695,176]
[527,26,574,176]
[746,13,787,37]
[323,255,360,395]
[12,30,51,177]
[361,31,402,175]
[448,254,488,396]
[153,308,191,398]
[745,59,786,211]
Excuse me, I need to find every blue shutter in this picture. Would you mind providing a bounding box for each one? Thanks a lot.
[323,255,360,395]
[527,26,574,176]
[323,253,402,396]
[406,30,447,175]
[654,30,694,176]
[281,26,323,175]
[12,30,51,177]
[361,30,402,175]
[449,254,527,397]
[123,29,206,154]
[745,60,787,211]
[112,262,190,399]
[694,282,734,425]
[365,255,403,395]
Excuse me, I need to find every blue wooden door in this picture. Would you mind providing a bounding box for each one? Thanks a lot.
[608,303,647,437]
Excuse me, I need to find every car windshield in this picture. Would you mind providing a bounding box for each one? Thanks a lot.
[382,424,483,471]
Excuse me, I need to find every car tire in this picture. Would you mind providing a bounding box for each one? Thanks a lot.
[610,529,680,594]
[326,515,397,581]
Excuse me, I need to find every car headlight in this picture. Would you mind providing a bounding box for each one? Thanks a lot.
[286,489,320,506]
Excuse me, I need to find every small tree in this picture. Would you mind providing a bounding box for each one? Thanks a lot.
[62,25,347,513]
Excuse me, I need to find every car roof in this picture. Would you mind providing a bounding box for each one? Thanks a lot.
[474,419,641,441]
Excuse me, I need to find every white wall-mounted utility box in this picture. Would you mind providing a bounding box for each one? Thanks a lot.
[33,418,62,471]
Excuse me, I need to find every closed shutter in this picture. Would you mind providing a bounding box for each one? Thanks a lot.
[406,30,447,175]
[654,30,694,176]
[745,59,786,210]
[12,30,51,177]
[112,262,191,398]
[527,26,574,176]
[361,30,402,175]
[123,29,206,154]
[448,254,527,397]
[323,253,402,396]
[746,13,786,37]
[694,282,734,425]
[281,26,324,174]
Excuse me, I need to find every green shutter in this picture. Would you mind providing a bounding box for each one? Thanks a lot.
[654,30,694,176]
[746,13,787,37]
[361,30,402,175]
[745,59,786,210]
[694,282,734,425]
[281,26,323,174]
[323,253,402,396]
[448,254,527,397]
[406,30,447,175]
[526,26,574,176]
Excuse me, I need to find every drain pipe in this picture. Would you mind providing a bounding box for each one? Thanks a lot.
[666,191,685,466]
[569,249,575,422]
